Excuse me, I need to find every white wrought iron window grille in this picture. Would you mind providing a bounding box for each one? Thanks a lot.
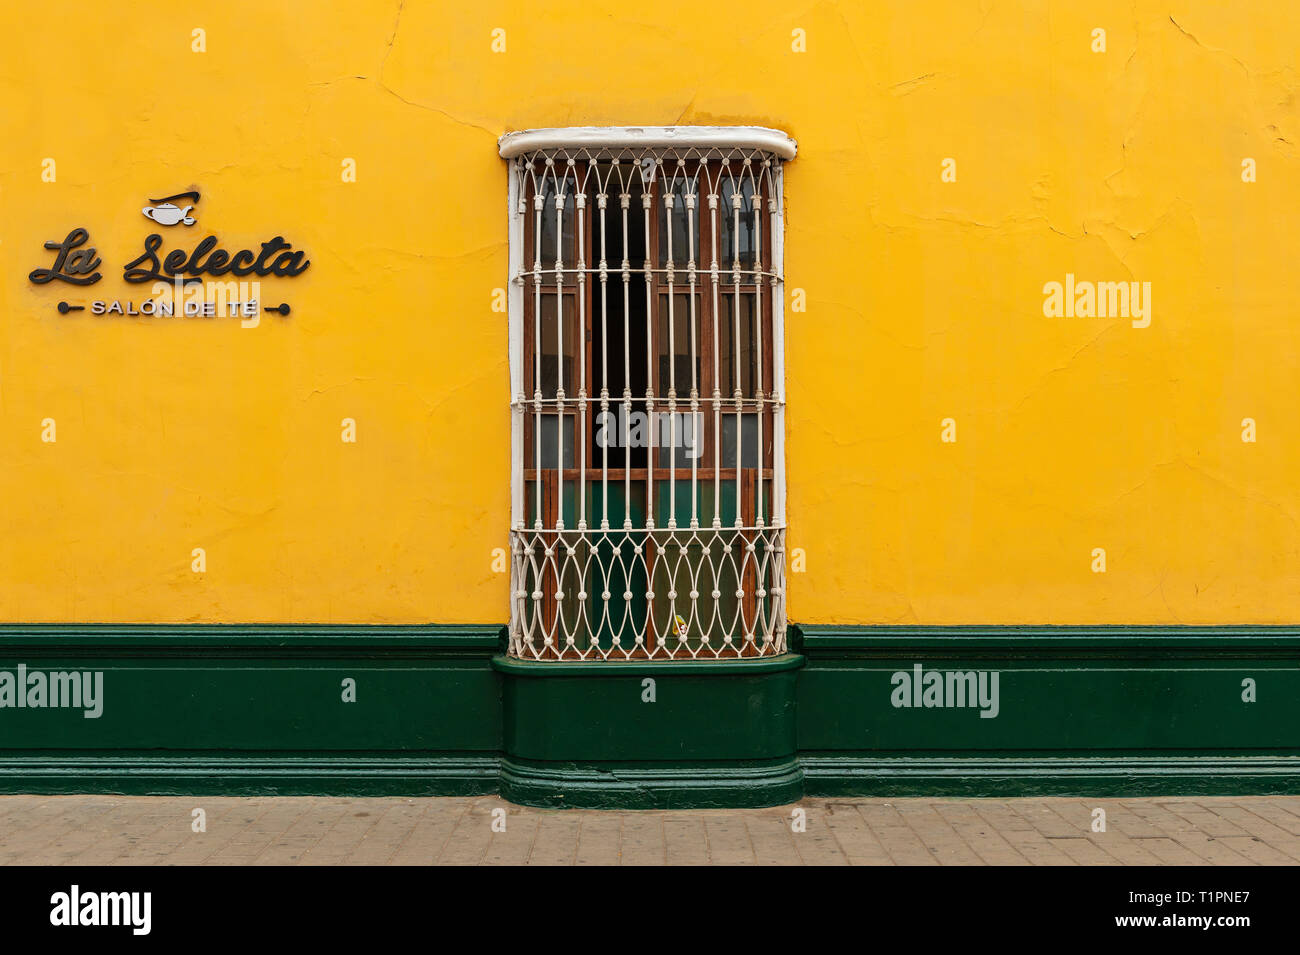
[500,127,795,661]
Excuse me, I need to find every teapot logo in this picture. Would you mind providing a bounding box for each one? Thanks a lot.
[142,190,199,227]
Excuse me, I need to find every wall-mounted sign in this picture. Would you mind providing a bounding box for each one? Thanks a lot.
[27,189,309,323]
[142,191,199,226]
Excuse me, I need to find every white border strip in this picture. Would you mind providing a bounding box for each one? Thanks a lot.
[506,160,524,531]
[506,159,524,641]
[772,164,787,526]
[499,126,797,160]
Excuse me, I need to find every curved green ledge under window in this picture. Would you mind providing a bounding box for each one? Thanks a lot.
[490,652,805,677]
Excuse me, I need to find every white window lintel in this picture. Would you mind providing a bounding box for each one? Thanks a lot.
[498,125,797,160]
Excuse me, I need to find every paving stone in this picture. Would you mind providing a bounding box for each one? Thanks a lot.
[821,802,894,865]
[574,812,624,866]
[619,814,667,865]
[745,812,800,865]
[931,802,1033,865]
[3,795,1300,865]
[526,813,581,865]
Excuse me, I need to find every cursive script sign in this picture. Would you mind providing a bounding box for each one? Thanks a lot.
[122,234,309,283]
[30,229,311,286]
[27,228,102,286]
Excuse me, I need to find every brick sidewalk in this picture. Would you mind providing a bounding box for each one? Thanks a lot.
[0,795,1297,865]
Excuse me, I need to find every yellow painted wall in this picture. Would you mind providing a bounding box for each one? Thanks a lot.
[1,1,1297,624]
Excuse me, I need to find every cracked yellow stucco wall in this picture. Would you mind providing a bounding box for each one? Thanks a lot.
[2,1,1298,624]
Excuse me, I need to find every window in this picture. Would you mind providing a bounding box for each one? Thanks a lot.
[500,127,795,660]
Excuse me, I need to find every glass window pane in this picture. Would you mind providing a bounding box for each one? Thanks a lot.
[719,178,758,279]
[537,415,575,469]
[662,410,704,469]
[719,293,757,396]
[539,176,576,268]
[721,413,759,469]
[538,295,577,398]
[658,178,697,268]
[657,293,699,395]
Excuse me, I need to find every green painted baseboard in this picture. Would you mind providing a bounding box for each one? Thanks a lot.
[800,755,1300,797]
[1,623,1299,804]
[494,652,804,808]
[0,754,499,796]
[0,624,504,797]
[794,624,1300,797]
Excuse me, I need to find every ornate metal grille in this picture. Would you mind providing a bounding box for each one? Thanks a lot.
[500,127,794,660]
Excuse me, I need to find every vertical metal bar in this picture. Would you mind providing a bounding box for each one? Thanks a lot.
[753,175,764,529]
[532,184,544,533]
[709,184,721,532]
[553,177,566,534]
[751,174,766,656]
[621,187,632,532]
[576,185,587,534]
[596,174,611,656]
[686,183,699,533]
[598,182,610,533]
[731,185,743,529]
[664,186,676,532]
[530,175,545,654]
[642,176,656,654]
[642,185,654,533]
